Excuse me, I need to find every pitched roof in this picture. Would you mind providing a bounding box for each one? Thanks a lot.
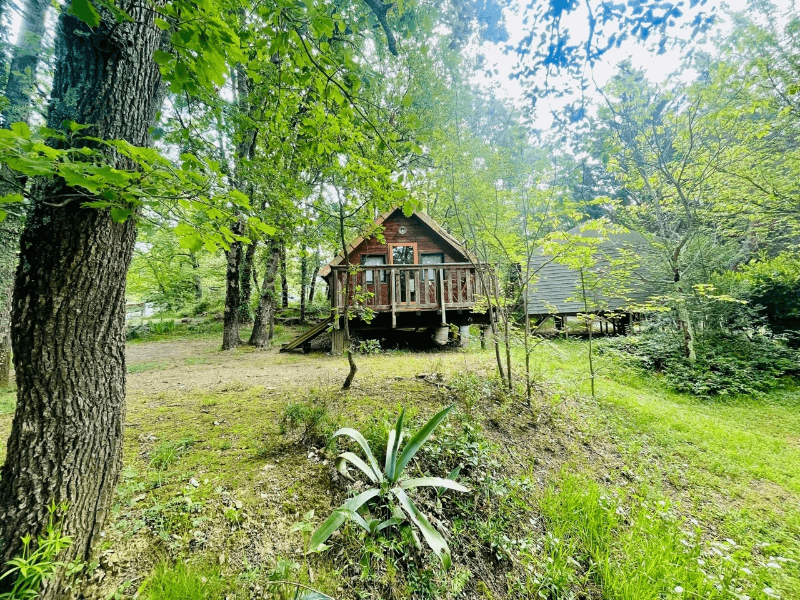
[319,207,476,277]
[526,225,658,315]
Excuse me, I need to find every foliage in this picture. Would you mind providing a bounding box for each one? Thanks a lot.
[309,405,468,569]
[719,253,800,332]
[600,320,800,397]
[0,502,72,600]
[279,399,335,448]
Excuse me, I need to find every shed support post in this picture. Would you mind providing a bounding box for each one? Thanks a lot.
[332,326,348,356]
[480,326,487,350]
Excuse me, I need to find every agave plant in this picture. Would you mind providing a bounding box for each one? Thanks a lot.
[308,405,468,568]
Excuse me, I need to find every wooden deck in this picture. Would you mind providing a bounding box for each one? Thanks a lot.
[330,263,495,327]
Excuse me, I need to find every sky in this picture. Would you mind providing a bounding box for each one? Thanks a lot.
[472,0,798,128]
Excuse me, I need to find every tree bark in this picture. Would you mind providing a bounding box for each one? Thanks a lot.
[249,240,281,347]
[0,4,164,596]
[238,241,256,322]
[221,221,244,350]
[280,243,288,309]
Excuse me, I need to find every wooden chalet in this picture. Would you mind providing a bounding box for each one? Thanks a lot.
[526,225,656,334]
[282,208,496,352]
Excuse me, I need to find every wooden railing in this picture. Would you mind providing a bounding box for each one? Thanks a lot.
[330,263,494,326]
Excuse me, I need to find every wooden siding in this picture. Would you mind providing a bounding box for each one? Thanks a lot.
[526,228,658,316]
[346,213,465,267]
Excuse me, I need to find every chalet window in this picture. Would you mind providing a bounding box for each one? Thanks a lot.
[362,255,386,283]
[421,253,444,280]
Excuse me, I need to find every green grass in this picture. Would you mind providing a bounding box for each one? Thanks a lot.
[0,386,15,415]
[528,340,800,599]
[531,473,760,600]
[127,361,169,374]
[138,561,226,600]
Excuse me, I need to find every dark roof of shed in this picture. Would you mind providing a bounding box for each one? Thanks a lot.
[526,225,658,315]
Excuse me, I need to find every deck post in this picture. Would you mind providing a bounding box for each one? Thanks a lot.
[438,267,447,325]
[390,270,397,328]
[480,326,487,350]
[331,326,348,355]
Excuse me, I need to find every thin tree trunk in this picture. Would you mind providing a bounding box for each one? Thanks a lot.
[580,267,596,400]
[190,250,202,301]
[0,0,51,388]
[2,0,49,126]
[307,251,319,306]
[338,200,357,390]
[249,240,281,347]
[300,244,307,323]
[239,241,256,322]
[0,4,165,596]
[280,243,288,309]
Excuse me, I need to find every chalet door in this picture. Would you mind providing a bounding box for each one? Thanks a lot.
[389,244,416,303]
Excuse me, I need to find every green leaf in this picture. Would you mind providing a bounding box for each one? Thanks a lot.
[392,488,451,569]
[394,405,453,476]
[71,0,101,28]
[110,207,133,222]
[334,452,379,484]
[0,194,24,204]
[308,488,380,553]
[385,408,404,482]
[154,18,171,30]
[331,428,383,482]
[10,122,31,139]
[399,477,469,493]
[64,120,91,132]
[401,93,413,108]
[153,50,172,66]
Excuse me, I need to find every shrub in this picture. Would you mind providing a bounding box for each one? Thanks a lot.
[600,322,799,397]
[0,503,72,600]
[279,398,334,447]
[309,406,468,569]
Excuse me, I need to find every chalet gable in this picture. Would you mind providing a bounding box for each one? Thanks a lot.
[320,208,475,277]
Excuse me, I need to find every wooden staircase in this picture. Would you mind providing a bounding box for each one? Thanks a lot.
[280,316,334,353]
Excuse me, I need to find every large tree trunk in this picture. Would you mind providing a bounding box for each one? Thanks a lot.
[221,222,244,350]
[249,240,281,347]
[0,5,164,597]
[238,241,256,322]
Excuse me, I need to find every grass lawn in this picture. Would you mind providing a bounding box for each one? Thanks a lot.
[0,328,797,599]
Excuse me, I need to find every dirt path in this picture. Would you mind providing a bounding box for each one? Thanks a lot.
[126,338,353,395]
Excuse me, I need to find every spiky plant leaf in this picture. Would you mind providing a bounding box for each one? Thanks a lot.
[331,428,383,482]
[335,452,379,483]
[394,405,453,477]
[308,489,380,553]
[399,477,469,492]
[392,488,452,569]
[385,408,405,482]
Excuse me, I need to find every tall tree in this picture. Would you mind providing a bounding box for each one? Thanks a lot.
[0,3,166,595]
